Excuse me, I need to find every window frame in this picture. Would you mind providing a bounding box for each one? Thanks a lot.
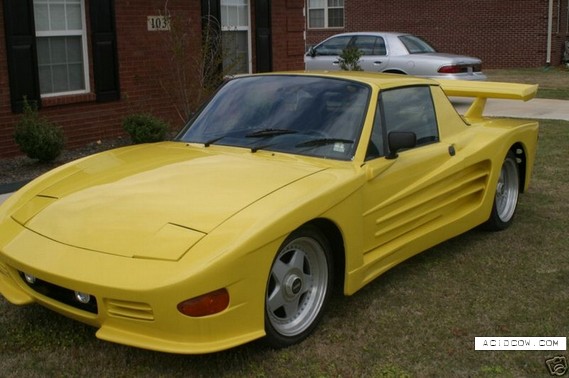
[368,85,439,159]
[34,0,90,98]
[220,0,252,74]
[3,0,120,113]
[307,0,345,29]
[313,34,352,56]
[351,35,387,56]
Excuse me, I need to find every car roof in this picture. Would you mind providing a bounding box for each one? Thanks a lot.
[251,70,438,91]
[323,32,410,38]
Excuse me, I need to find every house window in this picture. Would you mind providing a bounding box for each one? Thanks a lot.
[4,0,119,112]
[308,0,344,29]
[221,0,251,74]
[33,0,89,97]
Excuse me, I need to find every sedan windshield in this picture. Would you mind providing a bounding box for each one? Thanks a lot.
[399,35,437,54]
[178,75,370,160]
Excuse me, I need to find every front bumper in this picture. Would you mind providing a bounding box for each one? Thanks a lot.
[0,219,269,354]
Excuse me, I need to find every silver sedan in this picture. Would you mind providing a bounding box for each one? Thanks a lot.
[305,32,487,81]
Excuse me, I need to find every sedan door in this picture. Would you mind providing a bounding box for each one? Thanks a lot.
[350,35,389,72]
[305,35,352,70]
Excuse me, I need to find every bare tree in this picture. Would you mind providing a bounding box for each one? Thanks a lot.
[156,3,225,123]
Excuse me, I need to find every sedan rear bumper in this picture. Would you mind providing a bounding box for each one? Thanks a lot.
[428,72,487,81]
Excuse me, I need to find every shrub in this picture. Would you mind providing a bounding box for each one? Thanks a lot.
[339,47,363,71]
[123,113,170,144]
[14,98,65,162]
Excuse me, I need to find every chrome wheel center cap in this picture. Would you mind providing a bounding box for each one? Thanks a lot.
[285,275,303,296]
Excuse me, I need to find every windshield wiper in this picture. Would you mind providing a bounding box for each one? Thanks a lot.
[296,138,354,148]
[245,128,298,138]
[203,135,225,147]
[250,143,276,153]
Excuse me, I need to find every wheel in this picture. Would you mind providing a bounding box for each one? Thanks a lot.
[483,151,520,231]
[264,225,333,348]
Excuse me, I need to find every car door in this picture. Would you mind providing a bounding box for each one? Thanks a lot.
[361,85,467,276]
[305,35,352,70]
[350,35,389,72]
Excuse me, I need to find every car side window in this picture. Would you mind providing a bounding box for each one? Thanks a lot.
[379,86,439,153]
[352,36,386,56]
[314,36,352,56]
[365,102,385,160]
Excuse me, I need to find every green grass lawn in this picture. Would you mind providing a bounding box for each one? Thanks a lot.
[1,120,567,377]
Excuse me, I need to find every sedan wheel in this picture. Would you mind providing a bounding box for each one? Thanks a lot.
[264,226,333,347]
[483,151,520,230]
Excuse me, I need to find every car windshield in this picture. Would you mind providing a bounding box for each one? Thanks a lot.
[399,35,437,54]
[178,75,370,160]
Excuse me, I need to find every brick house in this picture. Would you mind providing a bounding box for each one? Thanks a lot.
[0,0,305,158]
[1,0,567,158]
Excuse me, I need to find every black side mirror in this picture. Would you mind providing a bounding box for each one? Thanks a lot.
[307,46,316,58]
[386,131,416,159]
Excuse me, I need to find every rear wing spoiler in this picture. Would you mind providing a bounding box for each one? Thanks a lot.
[436,79,538,118]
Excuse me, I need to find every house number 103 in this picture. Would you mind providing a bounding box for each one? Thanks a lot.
[147,16,171,31]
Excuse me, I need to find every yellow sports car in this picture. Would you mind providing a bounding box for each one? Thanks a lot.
[0,72,538,354]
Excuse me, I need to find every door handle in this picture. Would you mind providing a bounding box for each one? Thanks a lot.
[333,61,340,65]
[448,145,456,156]
[373,61,383,65]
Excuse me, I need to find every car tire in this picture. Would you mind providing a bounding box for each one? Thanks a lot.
[483,151,520,231]
[264,225,333,348]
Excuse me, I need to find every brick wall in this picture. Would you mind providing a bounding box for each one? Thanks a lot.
[271,0,306,71]
[306,0,569,69]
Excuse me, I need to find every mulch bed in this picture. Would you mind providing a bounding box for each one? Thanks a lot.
[0,136,131,192]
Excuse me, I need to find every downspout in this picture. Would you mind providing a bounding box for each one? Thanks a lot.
[303,5,307,52]
[546,0,553,65]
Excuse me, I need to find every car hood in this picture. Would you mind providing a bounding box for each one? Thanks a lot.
[10,142,326,260]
